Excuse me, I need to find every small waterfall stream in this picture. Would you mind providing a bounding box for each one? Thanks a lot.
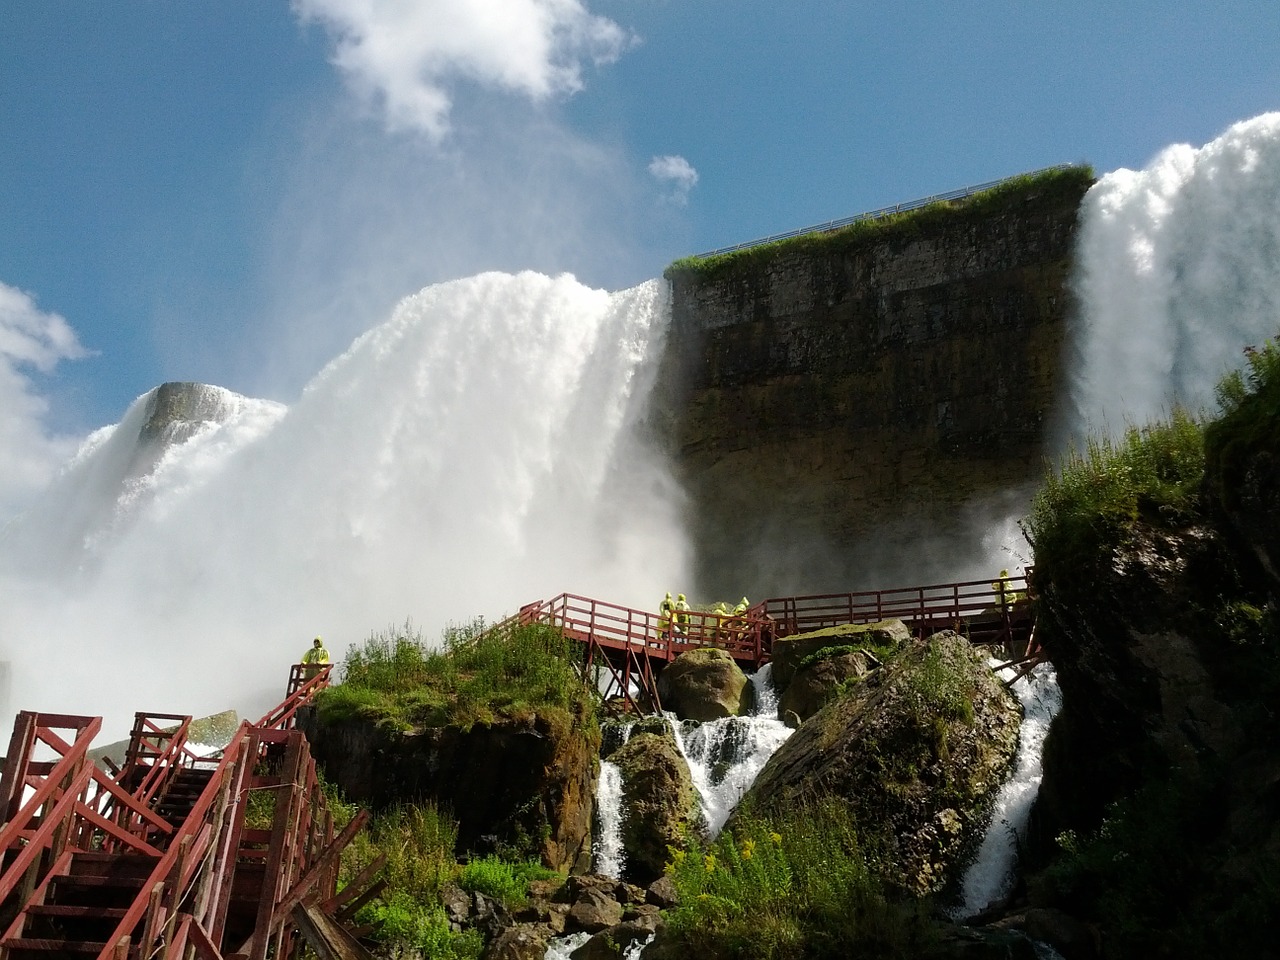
[953,661,1064,917]
[666,665,792,837]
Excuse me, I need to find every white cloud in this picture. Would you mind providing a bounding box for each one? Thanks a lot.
[648,154,699,205]
[0,282,87,516]
[293,0,633,139]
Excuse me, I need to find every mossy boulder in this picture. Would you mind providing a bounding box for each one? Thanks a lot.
[769,618,911,692]
[777,648,880,722]
[740,633,1020,896]
[656,648,753,721]
[611,729,698,885]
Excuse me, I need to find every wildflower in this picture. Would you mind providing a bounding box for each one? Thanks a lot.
[741,839,756,860]
[704,854,716,873]
[769,832,782,846]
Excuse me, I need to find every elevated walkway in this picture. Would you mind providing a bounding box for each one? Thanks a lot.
[512,573,1037,714]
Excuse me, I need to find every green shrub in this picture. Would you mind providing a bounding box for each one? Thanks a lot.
[662,800,931,960]
[1027,407,1205,576]
[457,855,558,908]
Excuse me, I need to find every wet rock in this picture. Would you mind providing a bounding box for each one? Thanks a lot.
[987,907,1099,960]
[740,633,1020,896]
[645,874,679,908]
[610,730,698,884]
[769,618,909,692]
[570,919,659,960]
[778,647,878,721]
[567,886,624,933]
[657,648,753,720]
[481,922,550,960]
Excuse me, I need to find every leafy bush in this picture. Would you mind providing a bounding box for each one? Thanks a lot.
[457,855,558,907]
[662,801,931,960]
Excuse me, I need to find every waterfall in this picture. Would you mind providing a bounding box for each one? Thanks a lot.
[666,667,792,838]
[1067,112,1280,441]
[952,662,1064,918]
[0,272,688,740]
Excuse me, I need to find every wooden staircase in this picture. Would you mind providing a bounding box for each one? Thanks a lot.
[0,665,378,960]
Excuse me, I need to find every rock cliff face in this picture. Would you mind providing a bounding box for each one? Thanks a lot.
[655,175,1091,597]
[306,710,598,873]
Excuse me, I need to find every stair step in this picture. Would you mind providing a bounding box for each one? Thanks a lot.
[26,905,129,920]
[2,938,109,953]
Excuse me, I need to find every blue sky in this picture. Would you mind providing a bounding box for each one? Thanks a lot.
[2,0,1278,450]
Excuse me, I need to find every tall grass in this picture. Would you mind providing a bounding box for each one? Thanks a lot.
[316,619,593,732]
[662,800,932,960]
[1027,408,1205,573]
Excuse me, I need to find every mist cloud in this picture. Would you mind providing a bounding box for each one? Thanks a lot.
[293,0,633,139]
[0,282,87,515]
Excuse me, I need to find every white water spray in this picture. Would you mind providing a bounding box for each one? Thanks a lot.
[1068,112,1280,440]
[667,667,792,837]
[0,272,687,737]
[593,760,627,879]
[953,662,1063,918]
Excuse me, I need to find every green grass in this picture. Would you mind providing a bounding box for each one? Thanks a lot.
[662,800,933,960]
[315,618,595,734]
[1026,407,1205,578]
[328,789,562,960]
[665,165,1094,283]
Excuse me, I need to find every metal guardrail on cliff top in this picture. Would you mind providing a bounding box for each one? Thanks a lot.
[690,163,1080,260]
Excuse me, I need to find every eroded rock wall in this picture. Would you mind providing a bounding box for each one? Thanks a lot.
[655,179,1090,598]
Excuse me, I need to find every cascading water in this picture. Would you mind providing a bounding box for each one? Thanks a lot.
[0,272,687,738]
[667,666,792,837]
[1067,111,1280,441]
[952,662,1063,918]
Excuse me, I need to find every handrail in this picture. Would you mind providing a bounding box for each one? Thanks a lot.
[258,664,333,730]
[688,164,1080,259]
[755,573,1030,639]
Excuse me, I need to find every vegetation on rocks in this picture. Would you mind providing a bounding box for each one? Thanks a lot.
[660,799,934,960]
[664,164,1094,283]
[1025,334,1280,958]
[315,619,595,737]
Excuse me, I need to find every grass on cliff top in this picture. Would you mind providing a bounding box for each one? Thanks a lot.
[665,164,1094,283]
[663,798,935,960]
[315,619,594,733]
[1026,406,1205,577]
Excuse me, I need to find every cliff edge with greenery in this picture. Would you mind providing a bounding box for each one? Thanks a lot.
[1023,338,1280,957]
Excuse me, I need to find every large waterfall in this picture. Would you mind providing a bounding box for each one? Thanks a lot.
[0,272,686,737]
[1066,111,1280,440]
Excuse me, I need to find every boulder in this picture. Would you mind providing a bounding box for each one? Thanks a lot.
[571,919,659,960]
[777,648,878,722]
[567,887,623,934]
[481,922,550,960]
[306,704,598,873]
[611,730,698,884]
[769,619,910,692]
[656,648,752,721]
[740,633,1020,896]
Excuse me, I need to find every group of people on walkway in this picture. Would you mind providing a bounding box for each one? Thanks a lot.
[656,592,752,644]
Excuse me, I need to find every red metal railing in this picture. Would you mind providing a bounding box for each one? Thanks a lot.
[755,573,1031,643]
[518,593,772,667]
[0,663,363,960]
